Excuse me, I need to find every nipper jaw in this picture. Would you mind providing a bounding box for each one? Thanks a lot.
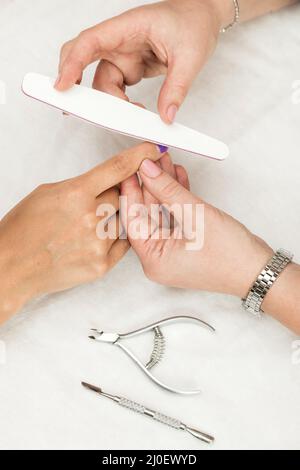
[89,330,120,344]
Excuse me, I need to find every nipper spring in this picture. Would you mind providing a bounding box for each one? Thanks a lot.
[146,327,165,370]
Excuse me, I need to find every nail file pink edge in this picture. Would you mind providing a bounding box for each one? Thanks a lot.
[22,73,229,160]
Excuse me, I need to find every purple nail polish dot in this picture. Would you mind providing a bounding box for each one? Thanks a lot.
[158,145,169,154]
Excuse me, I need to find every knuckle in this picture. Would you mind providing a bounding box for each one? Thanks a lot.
[65,181,85,200]
[173,81,188,100]
[93,260,109,278]
[34,182,55,194]
[143,151,156,162]
[91,239,108,257]
[93,244,106,259]
[61,39,72,54]
[112,153,131,175]
[161,179,182,200]
[77,29,97,48]
[139,142,156,155]
[82,212,97,230]
[77,30,89,42]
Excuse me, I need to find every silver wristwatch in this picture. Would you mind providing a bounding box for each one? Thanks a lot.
[242,248,293,316]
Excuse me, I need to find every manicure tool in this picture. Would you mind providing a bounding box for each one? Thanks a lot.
[22,72,229,160]
[89,315,215,395]
[81,381,214,445]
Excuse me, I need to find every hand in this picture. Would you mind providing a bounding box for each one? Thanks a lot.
[121,154,300,333]
[55,0,232,123]
[0,143,163,324]
[121,153,273,297]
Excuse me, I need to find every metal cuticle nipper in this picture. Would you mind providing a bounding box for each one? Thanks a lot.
[89,315,215,395]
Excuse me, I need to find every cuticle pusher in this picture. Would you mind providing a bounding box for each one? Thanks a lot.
[81,381,214,445]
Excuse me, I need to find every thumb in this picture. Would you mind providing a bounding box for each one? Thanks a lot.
[158,50,203,124]
[78,143,167,196]
[139,159,199,207]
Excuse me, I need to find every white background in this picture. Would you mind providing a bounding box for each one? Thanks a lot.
[0,0,299,450]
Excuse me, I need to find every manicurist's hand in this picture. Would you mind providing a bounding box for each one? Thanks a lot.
[121,154,300,334]
[0,143,164,325]
[55,0,230,123]
[56,0,297,123]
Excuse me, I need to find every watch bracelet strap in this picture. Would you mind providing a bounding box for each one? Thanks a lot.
[242,248,294,316]
[220,0,240,33]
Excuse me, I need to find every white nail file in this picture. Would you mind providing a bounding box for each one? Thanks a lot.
[22,72,229,160]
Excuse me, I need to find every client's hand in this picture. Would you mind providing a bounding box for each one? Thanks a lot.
[0,143,163,324]
[121,153,273,296]
[121,154,300,333]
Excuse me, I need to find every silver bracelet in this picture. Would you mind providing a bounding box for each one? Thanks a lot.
[242,248,294,316]
[220,0,240,33]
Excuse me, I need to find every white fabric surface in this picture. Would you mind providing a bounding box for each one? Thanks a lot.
[0,0,299,450]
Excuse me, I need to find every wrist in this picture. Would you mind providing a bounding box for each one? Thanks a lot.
[190,225,274,298]
[0,244,35,324]
[239,243,300,334]
[222,234,274,299]
[262,262,300,334]
[168,0,234,31]
[206,0,237,30]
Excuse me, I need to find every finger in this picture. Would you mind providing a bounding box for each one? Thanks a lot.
[121,173,143,206]
[143,154,179,228]
[121,173,172,266]
[93,54,145,92]
[143,160,161,209]
[129,102,160,213]
[175,164,190,190]
[108,238,130,269]
[159,153,176,179]
[139,159,199,207]
[57,39,74,75]
[106,214,123,250]
[158,154,177,229]
[79,143,167,196]
[95,187,123,248]
[93,60,129,101]
[55,14,131,91]
[157,50,203,123]
[131,102,145,108]
[132,88,158,207]
[96,187,119,210]
[121,173,157,251]
[120,173,143,234]
[56,39,83,95]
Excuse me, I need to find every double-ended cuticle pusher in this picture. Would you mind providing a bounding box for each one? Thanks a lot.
[81,381,214,445]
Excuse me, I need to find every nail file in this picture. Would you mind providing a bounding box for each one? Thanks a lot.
[22,72,229,160]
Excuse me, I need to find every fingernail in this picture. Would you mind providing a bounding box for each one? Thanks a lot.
[157,144,169,154]
[140,159,162,178]
[166,104,178,123]
[54,74,61,88]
